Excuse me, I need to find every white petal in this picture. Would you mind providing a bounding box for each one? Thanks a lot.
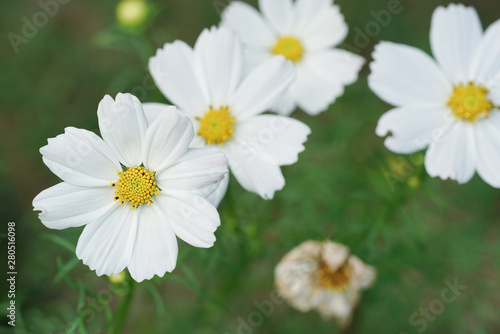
[33,182,116,230]
[270,88,297,116]
[376,104,450,154]
[40,127,121,187]
[293,0,331,35]
[97,94,148,167]
[232,115,310,166]
[221,1,275,47]
[155,191,220,248]
[491,81,500,106]
[258,0,293,35]
[469,19,500,84]
[425,122,477,184]
[149,40,209,115]
[242,47,273,76]
[430,4,483,83]
[293,50,364,115]
[127,204,178,282]
[207,172,229,207]
[475,113,500,188]
[368,42,451,107]
[349,256,376,289]
[231,56,295,119]
[76,205,138,277]
[321,241,350,271]
[297,4,348,51]
[156,147,228,198]
[141,109,194,173]
[223,139,286,199]
[316,291,353,320]
[307,49,364,87]
[142,103,176,126]
[194,27,243,108]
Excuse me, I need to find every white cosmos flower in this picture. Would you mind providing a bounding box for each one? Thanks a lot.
[220,0,365,116]
[147,26,311,202]
[275,240,376,328]
[369,4,500,187]
[32,93,228,282]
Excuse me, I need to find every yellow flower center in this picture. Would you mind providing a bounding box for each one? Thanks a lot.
[447,82,497,122]
[111,166,160,209]
[196,106,235,145]
[272,36,304,63]
[317,261,351,291]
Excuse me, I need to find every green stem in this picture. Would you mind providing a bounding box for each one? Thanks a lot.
[112,279,136,334]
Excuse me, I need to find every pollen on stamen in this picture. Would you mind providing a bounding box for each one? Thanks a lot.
[196,105,235,145]
[447,82,498,122]
[317,261,352,291]
[110,166,161,209]
[272,36,304,63]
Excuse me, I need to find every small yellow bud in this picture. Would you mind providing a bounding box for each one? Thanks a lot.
[116,0,149,28]
[109,271,126,284]
[407,175,420,189]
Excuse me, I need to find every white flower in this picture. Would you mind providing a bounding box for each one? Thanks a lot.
[369,4,500,187]
[33,93,228,282]
[148,26,311,202]
[221,0,365,116]
[275,240,376,328]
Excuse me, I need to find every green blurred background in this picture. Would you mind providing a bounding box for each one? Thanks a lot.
[1,0,500,333]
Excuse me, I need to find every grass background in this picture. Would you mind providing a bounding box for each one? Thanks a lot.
[1,0,500,333]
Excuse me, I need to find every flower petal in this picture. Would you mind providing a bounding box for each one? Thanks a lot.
[127,204,178,282]
[349,255,376,289]
[76,205,138,277]
[221,1,275,47]
[271,88,297,116]
[491,81,500,106]
[33,182,116,230]
[141,108,194,173]
[293,49,364,115]
[470,19,500,85]
[149,40,209,115]
[368,41,451,107]
[231,56,295,119]
[317,291,357,328]
[376,104,450,154]
[425,122,477,184]
[430,4,483,83]
[194,27,243,108]
[142,103,176,126]
[296,4,348,51]
[155,191,220,248]
[40,127,121,187]
[242,48,273,76]
[223,139,286,199]
[97,93,148,167]
[156,147,228,198]
[475,113,500,188]
[293,0,331,35]
[207,173,229,207]
[232,115,310,166]
[258,0,294,35]
[275,258,317,311]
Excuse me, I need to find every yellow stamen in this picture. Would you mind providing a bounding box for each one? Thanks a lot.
[317,261,351,291]
[111,166,160,209]
[272,36,304,63]
[447,82,497,122]
[196,106,235,145]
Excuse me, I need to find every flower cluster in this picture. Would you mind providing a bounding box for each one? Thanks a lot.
[32,0,500,328]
